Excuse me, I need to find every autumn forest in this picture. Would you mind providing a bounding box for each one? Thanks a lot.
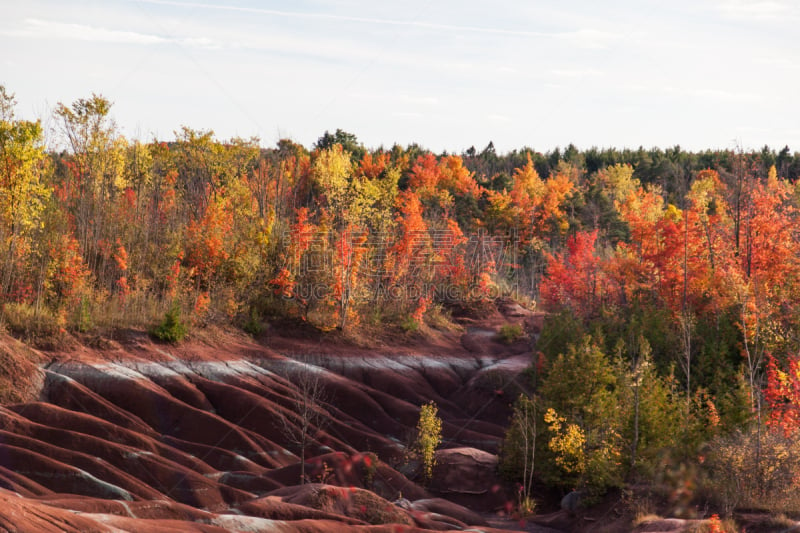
[4,86,800,517]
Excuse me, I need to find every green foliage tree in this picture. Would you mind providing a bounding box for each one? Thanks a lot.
[614,334,684,474]
[511,329,691,495]
[539,335,624,492]
[314,129,365,161]
[151,301,188,343]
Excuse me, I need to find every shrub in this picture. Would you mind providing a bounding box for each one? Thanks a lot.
[360,452,378,488]
[701,427,800,515]
[416,401,442,482]
[400,315,419,333]
[150,302,188,342]
[497,323,524,344]
[500,394,538,508]
[75,296,93,333]
[241,307,264,336]
[517,494,536,517]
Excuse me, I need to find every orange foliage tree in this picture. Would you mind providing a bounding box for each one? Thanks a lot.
[765,354,800,437]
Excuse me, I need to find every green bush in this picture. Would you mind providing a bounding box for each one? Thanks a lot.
[241,307,264,336]
[400,315,419,333]
[74,296,93,333]
[361,452,378,488]
[150,302,187,342]
[497,323,524,344]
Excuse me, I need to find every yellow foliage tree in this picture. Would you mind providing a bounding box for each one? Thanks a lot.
[0,85,50,299]
[416,401,442,482]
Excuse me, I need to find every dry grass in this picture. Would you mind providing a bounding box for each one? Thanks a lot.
[624,486,663,527]
[425,303,463,332]
[632,513,664,527]
[106,293,186,330]
[763,513,799,529]
[0,302,73,350]
[685,516,739,532]
[701,427,800,516]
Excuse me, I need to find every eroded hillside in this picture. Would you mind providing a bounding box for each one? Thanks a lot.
[0,310,550,532]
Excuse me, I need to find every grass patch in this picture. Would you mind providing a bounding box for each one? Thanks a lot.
[497,323,524,344]
[1,302,62,337]
[0,302,72,350]
[424,303,462,332]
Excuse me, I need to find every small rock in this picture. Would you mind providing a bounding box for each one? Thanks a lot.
[561,491,583,514]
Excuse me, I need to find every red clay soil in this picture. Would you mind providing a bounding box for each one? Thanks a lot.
[0,307,545,532]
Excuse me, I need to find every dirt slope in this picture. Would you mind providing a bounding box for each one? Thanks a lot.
[0,310,542,532]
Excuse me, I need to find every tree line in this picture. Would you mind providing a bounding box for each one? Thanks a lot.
[4,86,800,510]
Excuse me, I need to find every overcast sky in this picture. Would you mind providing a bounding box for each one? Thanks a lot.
[2,0,798,153]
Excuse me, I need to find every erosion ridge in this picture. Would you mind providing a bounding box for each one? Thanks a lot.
[0,307,547,532]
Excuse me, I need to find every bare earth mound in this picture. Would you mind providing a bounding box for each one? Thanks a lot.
[0,316,540,532]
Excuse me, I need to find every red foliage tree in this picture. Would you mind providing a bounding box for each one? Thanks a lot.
[539,229,602,316]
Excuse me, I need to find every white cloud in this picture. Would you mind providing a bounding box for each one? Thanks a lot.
[550,68,603,78]
[134,0,630,50]
[135,0,553,37]
[8,18,223,49]
[21,18,166,45]
[487,113,511,122]
[758,56,800,70]
[662,85,758,102]
[712,0,799,20]
[390,111,424,119]
[496,66,518,74]
[557,28,625,49]
[399,94,439,106]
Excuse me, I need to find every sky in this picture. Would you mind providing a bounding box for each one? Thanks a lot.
[1,0,799,154]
